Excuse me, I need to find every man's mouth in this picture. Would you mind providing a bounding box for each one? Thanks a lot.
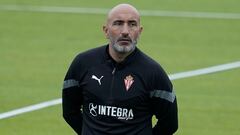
[117,38,132,45]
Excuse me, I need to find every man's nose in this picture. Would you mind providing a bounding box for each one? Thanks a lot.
[121,24,130,37]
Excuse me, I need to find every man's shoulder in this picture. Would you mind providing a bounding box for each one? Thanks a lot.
[75,45,106,60]
[71,45,107,64]
[70,45,107,68]
[136,49,161,68]
[136,49,170,76]
[136,49,172,88]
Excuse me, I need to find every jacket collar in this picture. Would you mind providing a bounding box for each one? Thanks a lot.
[103,44,139,69]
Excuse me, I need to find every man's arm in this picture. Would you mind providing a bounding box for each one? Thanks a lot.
[62,56,84,134]
[151,95,178,135]
[62,84,83,134]
[150,66,178,135]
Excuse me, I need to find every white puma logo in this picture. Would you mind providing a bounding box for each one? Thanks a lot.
[91,75,104,85]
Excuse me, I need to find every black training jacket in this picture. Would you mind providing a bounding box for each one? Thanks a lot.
[62,45,178,135]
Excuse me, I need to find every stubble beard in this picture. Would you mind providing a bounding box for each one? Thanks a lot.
[110,37,138,54]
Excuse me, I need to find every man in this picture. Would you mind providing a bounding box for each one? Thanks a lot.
[62,3,178,135]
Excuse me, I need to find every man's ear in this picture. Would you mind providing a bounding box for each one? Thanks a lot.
[103,25,109,39]
[139,26,143,35]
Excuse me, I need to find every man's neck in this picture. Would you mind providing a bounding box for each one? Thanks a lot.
[108,45,132,63]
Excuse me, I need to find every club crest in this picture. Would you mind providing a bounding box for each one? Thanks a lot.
[124,75,134,91]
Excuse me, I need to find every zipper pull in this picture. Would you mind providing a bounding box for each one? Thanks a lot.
[112,67,116,75]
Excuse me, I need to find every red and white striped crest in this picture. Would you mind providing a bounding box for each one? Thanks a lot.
[124,75,134,91]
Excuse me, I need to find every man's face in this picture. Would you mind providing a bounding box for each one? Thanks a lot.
[104,10,142,54]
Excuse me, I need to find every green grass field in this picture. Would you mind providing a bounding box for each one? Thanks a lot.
[0,0,240,135]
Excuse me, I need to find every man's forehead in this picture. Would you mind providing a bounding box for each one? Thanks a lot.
[110,13,139,22]
[107,4,140,22]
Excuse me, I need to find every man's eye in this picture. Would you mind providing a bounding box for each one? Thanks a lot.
[129,22,137,27]
[113,21,122,25]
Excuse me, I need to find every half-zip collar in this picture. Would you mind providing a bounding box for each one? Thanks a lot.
[103,44,139,70]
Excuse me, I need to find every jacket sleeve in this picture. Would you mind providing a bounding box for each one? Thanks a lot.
[150,66,178,135]
[62,56,84,134]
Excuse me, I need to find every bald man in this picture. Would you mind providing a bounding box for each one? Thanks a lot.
[62,4,178,135]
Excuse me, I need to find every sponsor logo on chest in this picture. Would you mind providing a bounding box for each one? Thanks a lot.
[89,103,134,120]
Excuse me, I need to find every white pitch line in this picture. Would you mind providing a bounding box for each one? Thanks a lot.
[0,5,240,19]
[169,61,240,80]
[0,61,240,120]
[0,99,62,120]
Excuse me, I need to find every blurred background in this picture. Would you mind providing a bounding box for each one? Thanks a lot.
[0,0,239,134]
